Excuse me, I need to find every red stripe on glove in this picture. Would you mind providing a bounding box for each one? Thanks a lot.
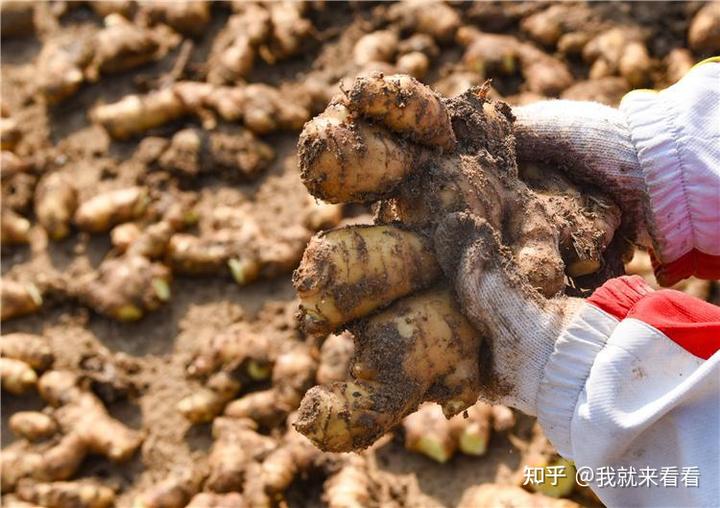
[589,275,720,360]
[651,248,720,287]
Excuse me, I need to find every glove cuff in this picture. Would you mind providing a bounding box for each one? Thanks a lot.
[537,276,655,457]
[536,303,617,458]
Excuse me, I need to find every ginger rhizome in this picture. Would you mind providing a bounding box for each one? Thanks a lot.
[14,479,116,508]
[1,333,54,395]
[351,28,440,81]
[315,331,354,385]
[139,126,275,181]
[239,413,375,507]
[1,280,43,322]
[296,288,481,452]
[179,318,318,428]
[457,27,574,96]
[458,484,581,508]
[89,81,312,140]
[185,492,244,508]
[208,1,316,84]
[9,411,59,442]
[35,172,78,241]
[402,401,516,463]
[161,192,337,289]
[36,15,178,103]
[179,324,276,423]
[293,73,623,452]
[689,2,720,54]
[2,207,31,246]
[223,343,317,428]
[72,254,171,321]
[74,187,149,233]
[132,469,202,508]
[2,370,141,493]
[1,145,35,247]
[205,417,275,493]
[294,225,441,333]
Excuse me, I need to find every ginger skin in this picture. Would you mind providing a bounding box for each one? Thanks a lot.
[132,469,201,508]
[90,81,311,140]
[15,479,115,508]
[74,187,149,233]
[35,172,78,240]
[73,254,171,321]
[205,417,275,493]
[316,331,354,385]
[295,288,481,452]
[1,280,43,321]
[2,371,141,492]
[458,484,580,508]
[1,333,54,395]
[294,225,441,333]
[402,401,501,462]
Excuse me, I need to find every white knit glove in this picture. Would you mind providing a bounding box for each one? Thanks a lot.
[429,101,649,415]
[513,101,651,244]
[425,102,646,415]
[436,64,720,414]
[433,101,658,414]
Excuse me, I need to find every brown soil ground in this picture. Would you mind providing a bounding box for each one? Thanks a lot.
[2,2,715,507]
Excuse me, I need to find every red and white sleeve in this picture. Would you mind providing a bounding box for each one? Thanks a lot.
[537,276,720,507]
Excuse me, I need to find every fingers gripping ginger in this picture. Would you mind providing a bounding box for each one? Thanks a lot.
[294,74,622,452]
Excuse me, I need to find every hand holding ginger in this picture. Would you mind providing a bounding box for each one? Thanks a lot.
[292,73,623,452]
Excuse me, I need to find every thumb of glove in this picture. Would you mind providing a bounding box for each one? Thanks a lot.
[434,212,583,415]
[513,100,648,243]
